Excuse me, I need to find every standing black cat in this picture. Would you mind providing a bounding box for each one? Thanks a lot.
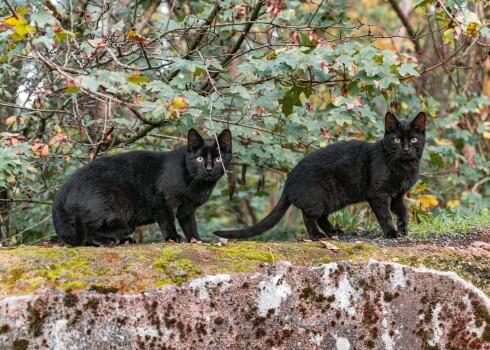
[215,112,426,240]
[53,129,232,246]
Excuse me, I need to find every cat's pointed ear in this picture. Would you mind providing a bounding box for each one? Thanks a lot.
[385,112,399,132]
[187,129,204,152]
[217,129,232,152]
[411,112,427,132]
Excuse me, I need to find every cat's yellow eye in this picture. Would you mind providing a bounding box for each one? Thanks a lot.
[394,138,401,143]
[196,156,204,162]
[411,137,418,143]
[215,157,222,163]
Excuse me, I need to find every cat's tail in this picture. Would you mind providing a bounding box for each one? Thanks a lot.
[214,195,290,239]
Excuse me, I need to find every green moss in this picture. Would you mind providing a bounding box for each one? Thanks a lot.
[155,279,170,288]
[38,257,91,280]
[28,278,43,289]
[61,281,87,290]
[220,242,275,262]
[2,239,490,296]
[312,256,332,265]
[8,267,26,282]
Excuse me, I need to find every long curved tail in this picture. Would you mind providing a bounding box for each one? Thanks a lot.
[53,208,87,246]
[214,195,290,239]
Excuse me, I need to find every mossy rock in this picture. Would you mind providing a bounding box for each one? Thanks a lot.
[1,240,489,296]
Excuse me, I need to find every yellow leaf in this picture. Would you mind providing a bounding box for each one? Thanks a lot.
[126,75,150,85]
[434,138,450,146]
[55,30,75,42]
[447,200,461,209]
[442,29,455,49]
[6,116,16,126]
[4,16,36,38]
[412,182,429,194]
[466,22,479,36]
[169,97,188,110]
[4,16,22,26]
[319,142,327,147]
[416,194,438,210]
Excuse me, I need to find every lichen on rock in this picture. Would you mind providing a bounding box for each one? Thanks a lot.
[1,260,490,349]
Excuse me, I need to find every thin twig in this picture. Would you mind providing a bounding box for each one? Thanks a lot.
[0,199,53,205]
[2,0,19,19]
[420,158,473,177]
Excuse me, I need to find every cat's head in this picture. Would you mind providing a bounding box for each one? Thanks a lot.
[383,112,426,162]
[186,129,233,182]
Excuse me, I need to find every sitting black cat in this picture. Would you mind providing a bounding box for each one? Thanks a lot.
[215,112,426,240]
[53,129,232,246]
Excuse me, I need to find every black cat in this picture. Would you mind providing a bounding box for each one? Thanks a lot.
[53,129,232,246]
[215,112,426,240]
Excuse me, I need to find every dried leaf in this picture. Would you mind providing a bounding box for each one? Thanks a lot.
[319,241,340,251]
[88,38,106,48]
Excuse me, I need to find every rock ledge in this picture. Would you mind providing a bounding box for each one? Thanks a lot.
[1,260,489,350]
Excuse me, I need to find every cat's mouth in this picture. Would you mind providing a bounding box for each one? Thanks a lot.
[202,174,217,181]
[401,154,416,161]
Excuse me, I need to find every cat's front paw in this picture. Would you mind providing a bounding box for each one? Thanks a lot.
[397,227,407,236]
[165,234,182,243]
[120,237,136,244]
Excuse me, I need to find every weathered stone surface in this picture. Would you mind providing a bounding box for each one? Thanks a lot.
[1,260,489,350]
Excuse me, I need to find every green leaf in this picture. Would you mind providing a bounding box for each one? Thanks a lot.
[111,20,125,33]
[479,27,490,38]
[31,9,53,27]
[299,34,317,48]
[398,62,419,77]
[17,6,31,15]
[81,76,101,91]
[378,75,399,89]
[428,151,444,168]
[278,87,312,116]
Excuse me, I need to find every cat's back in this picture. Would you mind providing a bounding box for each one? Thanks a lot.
[54,150,172,203]
[293,139,373,172]
[69,150,164,181]
[283,140,378,210]
[284,139,374,199]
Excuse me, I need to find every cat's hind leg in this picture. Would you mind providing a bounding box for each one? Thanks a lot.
[317,215,340,240]
[302,211,327,240]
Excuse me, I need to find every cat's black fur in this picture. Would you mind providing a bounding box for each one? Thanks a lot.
[53,129,232,246]
[214,112,426,240]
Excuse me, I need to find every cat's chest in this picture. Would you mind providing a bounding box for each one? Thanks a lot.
[387,169,418,194]
[181,186,214,207]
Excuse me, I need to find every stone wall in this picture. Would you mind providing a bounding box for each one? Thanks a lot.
[1,260,489,350]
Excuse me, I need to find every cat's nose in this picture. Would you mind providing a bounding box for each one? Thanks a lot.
[206,165,213,172]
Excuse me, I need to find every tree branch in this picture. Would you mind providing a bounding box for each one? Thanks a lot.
[166,3,221,81]
[387,0,421,52]
[2,0,19,19]
[201,0,264,93]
